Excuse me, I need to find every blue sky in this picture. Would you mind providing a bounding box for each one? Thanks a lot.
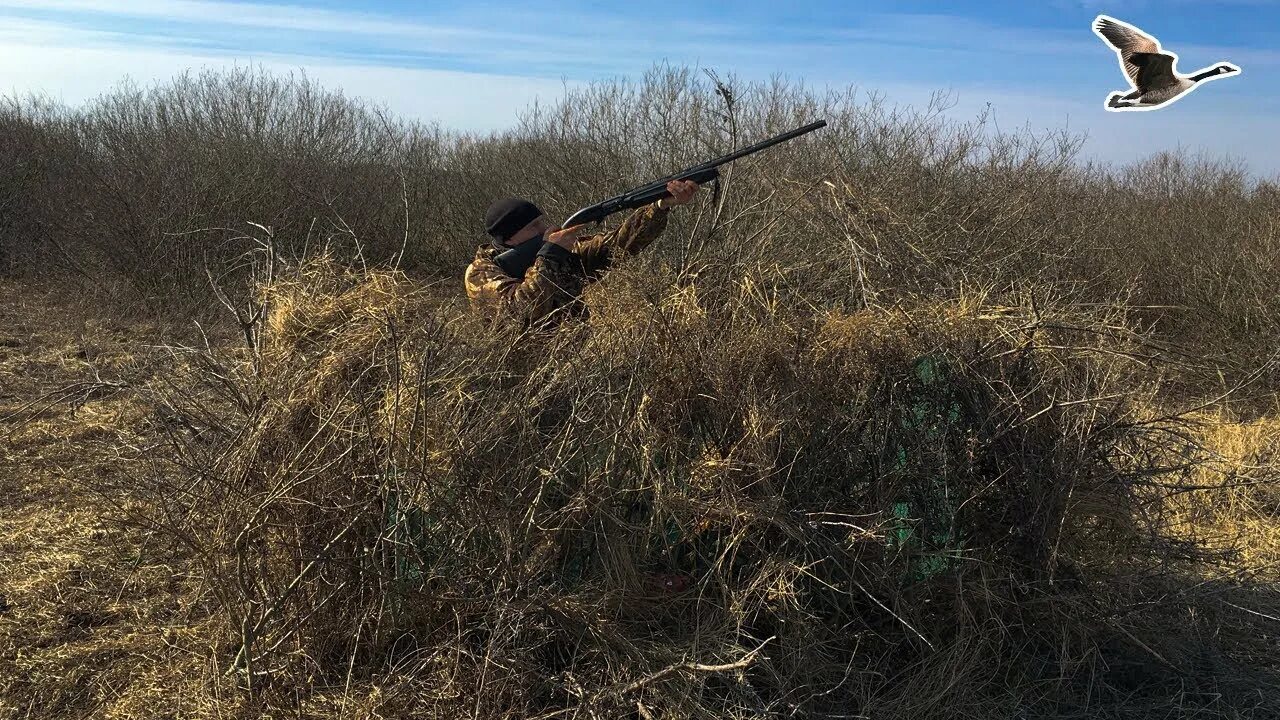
[2,0,1278,175]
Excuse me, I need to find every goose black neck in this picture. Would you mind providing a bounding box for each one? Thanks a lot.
[1190,68,1220,82]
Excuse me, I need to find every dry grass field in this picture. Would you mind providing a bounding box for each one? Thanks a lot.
[2,67,1279,718]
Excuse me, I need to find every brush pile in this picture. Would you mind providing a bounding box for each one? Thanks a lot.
[133,254,1279,719]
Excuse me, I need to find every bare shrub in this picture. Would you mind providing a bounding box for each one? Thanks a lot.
[0,95,84,276]
[1,68,454,314]
[3,64,1277,371]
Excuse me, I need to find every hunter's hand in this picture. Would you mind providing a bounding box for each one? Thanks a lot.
[660,179,699,208]
[546,223,589,249]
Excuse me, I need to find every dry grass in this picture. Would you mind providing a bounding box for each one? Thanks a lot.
[4,250,1260,719]
[1163,413,1280,574]
[3,255,1278,717]
[2,65,1279,719]
[0,279,213,718]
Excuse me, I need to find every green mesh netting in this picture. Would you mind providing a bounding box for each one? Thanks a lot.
[383,488,436,585]
[884,354,967,583]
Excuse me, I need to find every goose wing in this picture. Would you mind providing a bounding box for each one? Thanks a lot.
[1128,52,1178,91]
[1094,17,1175,89]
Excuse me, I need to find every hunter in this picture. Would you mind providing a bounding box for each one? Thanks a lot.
[464,179,701,328]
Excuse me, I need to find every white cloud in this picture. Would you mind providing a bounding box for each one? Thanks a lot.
[838,12,1095,56]
[1,2,1276,175]
[0,0,529,42]
[0,39,574,132]
[0,0,739,77]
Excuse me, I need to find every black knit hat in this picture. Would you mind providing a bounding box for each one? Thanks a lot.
[484,196,543,244]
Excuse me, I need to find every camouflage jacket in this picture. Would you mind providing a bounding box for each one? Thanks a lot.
[464,202,671,329]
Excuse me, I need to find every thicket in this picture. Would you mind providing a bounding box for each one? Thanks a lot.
[3,65,1279,718]
[1,65,1277,367]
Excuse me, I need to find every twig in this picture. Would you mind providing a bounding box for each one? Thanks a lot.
[1221,600,1280,623]
[852,579,936,651]
[394,171,411,272]
[1110,622,1181,673]
[225,505,369,677]
[0,379,129,430]
[581,635,775,710]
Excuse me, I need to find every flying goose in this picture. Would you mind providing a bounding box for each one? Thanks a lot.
[1092,15,1240,111]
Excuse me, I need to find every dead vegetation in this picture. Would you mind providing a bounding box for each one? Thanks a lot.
[2,66,1279,718]
[63,246,1275,719]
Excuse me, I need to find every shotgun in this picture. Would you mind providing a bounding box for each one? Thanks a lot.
[560,119,827,228]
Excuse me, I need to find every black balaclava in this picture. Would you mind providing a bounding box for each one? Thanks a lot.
[485,196,550,279]
[485,196,543,248]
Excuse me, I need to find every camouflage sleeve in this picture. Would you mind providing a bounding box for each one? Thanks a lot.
[574,202,671,279]
[464,245,582,326]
